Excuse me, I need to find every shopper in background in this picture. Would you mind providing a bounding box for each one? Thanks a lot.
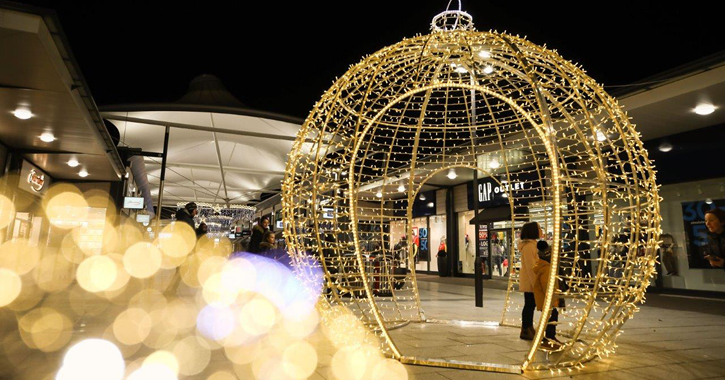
[176,202,197,230]
[704,208,725,269]
[533,240,562,350]
[195,222,208,238]
[518,221,542,340]
[259,231,277,252]
[249,216,270,253]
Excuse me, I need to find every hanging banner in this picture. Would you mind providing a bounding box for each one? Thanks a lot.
[681,199,725,269]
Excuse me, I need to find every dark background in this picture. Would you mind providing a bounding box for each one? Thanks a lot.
[13,1,725,118]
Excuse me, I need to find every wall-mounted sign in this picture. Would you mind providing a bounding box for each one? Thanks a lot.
[123,197,145,209]
[276,220,284,229]
[136,214,151,224]
[322,208,334,219]
[467,172,543,210]
[19,160,51,196]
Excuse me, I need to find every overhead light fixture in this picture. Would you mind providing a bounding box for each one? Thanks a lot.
[39,132,55,143]
[68,159,79,168]
[451,63,468,74]
[706,198,714,205]
[658,141,673,153]
[419,194,426,201]
[375,190,382,198]
[490,159,500,169]
[13,108,32,120]
[398,184,405,192]
[427,202,435,208]
[694,104,715,115]
[447,169,457,179]
[78,170,89,178]
[477,49,491,59]
[483,65,494,74]
[595,130,606,142]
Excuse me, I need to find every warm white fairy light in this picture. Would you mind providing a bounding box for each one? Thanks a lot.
[282,6,660,375]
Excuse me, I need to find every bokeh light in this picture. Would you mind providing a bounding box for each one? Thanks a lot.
[282,341,317,379]
[197,305,235,341]
[0,239,41,275]
[124,242,162,278]
[172,336,211,376]
[76,256,118,292]
[56,339,125,380]
[113,308,152,345]
[43,184,89,229]
[143,350,179,376]
[0,268,22,307]
[0,194,16,229]
[158,223,196,258]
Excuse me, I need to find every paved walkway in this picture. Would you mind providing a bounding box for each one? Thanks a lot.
[393,275,725,380]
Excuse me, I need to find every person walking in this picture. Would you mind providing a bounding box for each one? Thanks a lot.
[249,216,270,253]
[518,221,542,340]
[704,209,725,269]
[176,202,198,230]
[533,240,562,350]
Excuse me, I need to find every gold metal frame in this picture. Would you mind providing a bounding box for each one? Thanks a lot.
[283,10,660,372]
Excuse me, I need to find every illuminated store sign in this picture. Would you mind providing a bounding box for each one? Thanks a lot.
[478,181,527,203]
[19,160,51,196]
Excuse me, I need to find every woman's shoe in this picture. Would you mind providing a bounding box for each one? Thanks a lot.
[541,338,562,351]
[520,326,535,340]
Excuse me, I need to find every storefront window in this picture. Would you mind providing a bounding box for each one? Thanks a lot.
[412,217,428,272]
[458,210,476,274]
[429,215,446,272]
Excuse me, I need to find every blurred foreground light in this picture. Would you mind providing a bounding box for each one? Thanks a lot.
[0,195,16,229]
[113,308,152,345]
[124,242,162,278]
[158,223,196,258]
[127,363,178,380]
[0,268,22,306]
[173,336,211,376]
[332,345,383,380]
[197,305,235,341]
[372,359,408,380]
[0,239,41,274]
[56,339,125,380]
[45,188,89,229]
[77,256,118,292]
[207,371,237,380]
[282,341,317,379]
[144,350,179,376]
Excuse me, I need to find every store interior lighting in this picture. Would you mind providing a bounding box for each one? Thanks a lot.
[477,49,491,59]
[489,159,500,169]
[483,65,494,74]
[596,130,607,142]
[447,169,457,179]
[694,103,715,115]
[78,170,89,178]
[39,132,55,142]
[658,141,673,152]
[67,159,79,167]
[419,194,426,201]
[13,108,32,119]
[398,184,405,192]
[375,190,383,198]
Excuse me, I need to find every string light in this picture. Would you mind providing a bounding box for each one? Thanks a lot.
[282,5,660,374]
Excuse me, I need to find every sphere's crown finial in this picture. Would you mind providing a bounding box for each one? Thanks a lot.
[431,10,474,32]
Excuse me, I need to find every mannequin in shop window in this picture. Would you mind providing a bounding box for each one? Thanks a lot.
[660,233,677,276]
[437,236,448,277]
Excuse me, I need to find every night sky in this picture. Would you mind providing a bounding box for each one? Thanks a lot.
[19,1,725,118]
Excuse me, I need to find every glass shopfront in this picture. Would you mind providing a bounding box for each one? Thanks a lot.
[389,213,446,274]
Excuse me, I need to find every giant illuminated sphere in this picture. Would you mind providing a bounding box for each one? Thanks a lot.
[283,10,660,372]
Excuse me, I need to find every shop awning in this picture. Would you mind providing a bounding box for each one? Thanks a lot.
[469,205,528,224]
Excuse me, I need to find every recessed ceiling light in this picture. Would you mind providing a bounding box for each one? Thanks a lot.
[595,130,606,142]
[78,170,89,178]
[419,194,426,201]
[694,104,715,115]
[375,190,382,198]
[39,132,55,142]
[68,159,79,167]
[13,108,32,120]
[477,49,491,59]
[447,169,457,180]
[706,198,713,205]
[658,142,673,153]
[427,202,435,208]
[490,159,501,169]
[483,65,494,74]
[398,184,405,192]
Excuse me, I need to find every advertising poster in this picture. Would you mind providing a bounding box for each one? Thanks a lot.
[681,199,725,269]
[478,224,488,258]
